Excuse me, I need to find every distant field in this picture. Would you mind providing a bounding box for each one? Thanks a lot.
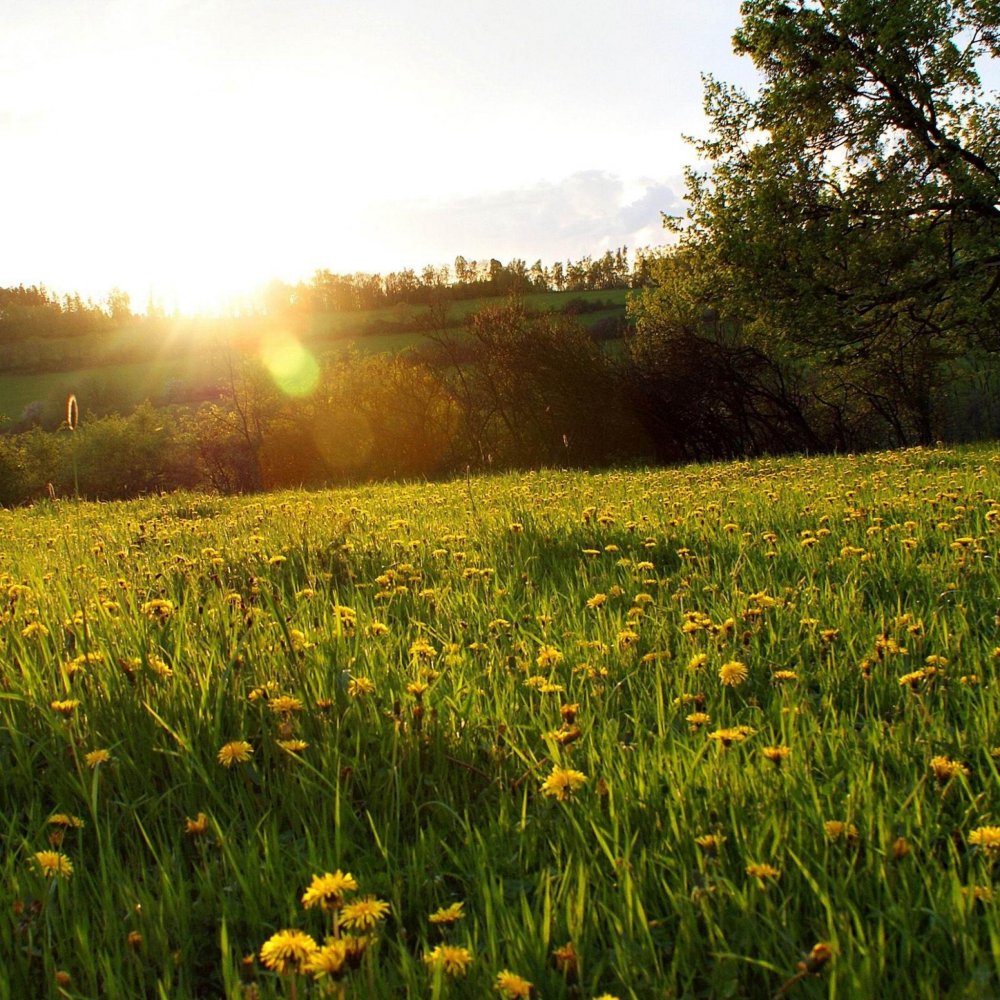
[0,289,629,424]
[2,445,999,997]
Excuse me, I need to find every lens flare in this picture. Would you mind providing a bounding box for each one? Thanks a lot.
[259,334,320,397]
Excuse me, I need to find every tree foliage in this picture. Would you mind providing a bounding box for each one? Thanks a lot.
[633,0,1000,446]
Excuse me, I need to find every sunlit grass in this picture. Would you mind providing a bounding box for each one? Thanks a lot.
[1,444,999,997]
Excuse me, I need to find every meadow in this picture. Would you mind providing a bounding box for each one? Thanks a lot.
[2,444,1000,998]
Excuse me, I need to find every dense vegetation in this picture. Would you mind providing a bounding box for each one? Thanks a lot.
[2,445,999,998]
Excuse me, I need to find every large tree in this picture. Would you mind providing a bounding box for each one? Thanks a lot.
[635,0,1000,446]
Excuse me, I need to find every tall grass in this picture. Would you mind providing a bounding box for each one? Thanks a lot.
[1,444,999,998]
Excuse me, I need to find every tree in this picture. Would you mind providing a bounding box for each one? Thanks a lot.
[639,0,1000,446]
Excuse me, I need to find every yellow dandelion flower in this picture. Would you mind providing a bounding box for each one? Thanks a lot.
[276,739,309,753]
[586,593,608,609]
[259,929,318,975]
[217,740,254,767]
[48,814,85,829]
[50,699,80,716]
[301,870,358,910]
[185,813,209,836]
[339,896,390,931]
[536,645,563,668]
[348,676,376,697]
[930,755,969,782]
[552,941,578,978]
[494,969,534,998]
[268,696,304,714]
[969,826,1000,854]
[824,820,859,844]
[306,939,348,979]
[719,660,748,686]
[762,745,790,766]
[540,766,587,801]
[84,748,110,768]
[695,833,724,854]
[428,901,465,925]
[33,850,73,878]
[423,944,474,977]
[745,862,780,880]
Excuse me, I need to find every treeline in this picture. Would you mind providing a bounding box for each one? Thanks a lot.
[1,299,998,506]
[0,247,655,344]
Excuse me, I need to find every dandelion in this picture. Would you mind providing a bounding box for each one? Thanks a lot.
[746,862,781,880]
[185,813,209,836]
[586,593,608,609]
[339,896,390,931]
[50,699,80,716]
[277,739,309,753]
[84,749,111,768]
[892,836,911,860]
[348,676,375,697]
[540,766,587,801]
[762,745,791,766]
[969,826,1000,855]
[536,645,563,668]
[141,598,174,622]
[429,901,465,925]
[259,929,319,975]
[305,938,348,979]
[552,941,579,979]
[302,870,358,910]
[423,944,474,976]
[930,755,969,782]
[695,833,724,854]
[33,851,73,878]
[268,695,304,714]
[495,970,534,998]
[719,660,748,686]
[772,669,798,682]
[688,653,709,672]
[48,814,84,829]
[824,821,860,844]
[217,740,254,767]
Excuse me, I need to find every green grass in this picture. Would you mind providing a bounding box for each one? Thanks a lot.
[3,444,998,997]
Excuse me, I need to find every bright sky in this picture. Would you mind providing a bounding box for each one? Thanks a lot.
[1,0,759,313]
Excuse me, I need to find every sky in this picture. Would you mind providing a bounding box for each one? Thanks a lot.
[1,0,760,312]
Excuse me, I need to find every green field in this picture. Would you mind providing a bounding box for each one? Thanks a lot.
[3,445,999,997]
[0,289,629,424]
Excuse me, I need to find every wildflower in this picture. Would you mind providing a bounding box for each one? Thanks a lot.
[217,741,254,767]
[892,836,911,860]
[962,885,994,903]
[367,621,390,637]
[969,826,1000,855]
[762,745,790,766]
[339,896,390,931]
[141,598,174,621]
[33,851,73,878]
[50,699,80,716]
[84,749,110,768]
[302,870,358,910]
[686,712,711,731]
[586,593,608,609]
[688,653,709,672]
[409,638,437,661]
[745,862,781,880]
[127,931,143,948]
[552,941,579,979]
[48,814,84,829]
[824,821,859,844]
[695,833,724,854]
[495,970,534,998]
[306,938,348,979]
[617,628,640,650]
[930,755,969,783]
[348,676,375,697]
[423,944,474,976]
[707,727,749,747]
[429,901,465,925]
[21,621,49,639]
[185,813,209,836]
[719,660,748,686]
[540,766,587,801]
[536,645,563,668]
[277,739,309,753]
[268,696,304,714]
[772,670,798,682]
[259,929,319,975]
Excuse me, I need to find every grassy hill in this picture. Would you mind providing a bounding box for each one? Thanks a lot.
[0,289,630,425]
[2,444,999,996]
